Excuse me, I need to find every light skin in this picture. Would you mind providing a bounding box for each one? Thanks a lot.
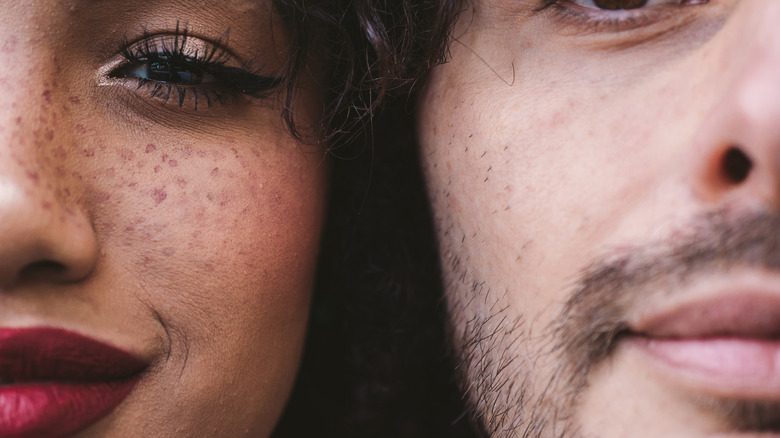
[418,0,780,436]
[0,1,327,437]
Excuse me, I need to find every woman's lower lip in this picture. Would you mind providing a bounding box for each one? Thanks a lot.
[0,378,140,438]
[0,327,148,437]
[630,336,780,397]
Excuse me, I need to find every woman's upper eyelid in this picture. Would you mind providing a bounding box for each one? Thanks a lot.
[118,27,248,68]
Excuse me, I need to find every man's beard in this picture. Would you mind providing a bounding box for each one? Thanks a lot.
[444,210,780,438]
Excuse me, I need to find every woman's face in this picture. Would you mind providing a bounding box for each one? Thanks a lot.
[0,1,328,437]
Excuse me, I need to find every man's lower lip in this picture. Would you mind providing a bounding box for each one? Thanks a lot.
[630,336,780,397]
[0,378,139,438]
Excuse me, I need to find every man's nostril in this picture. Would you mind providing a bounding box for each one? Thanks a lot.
[722,146,752,184]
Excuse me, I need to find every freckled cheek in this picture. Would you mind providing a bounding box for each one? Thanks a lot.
[222,170,328,287]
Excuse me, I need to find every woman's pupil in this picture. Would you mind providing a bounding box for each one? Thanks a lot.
[592,0,648,10]
[149,60,200,84]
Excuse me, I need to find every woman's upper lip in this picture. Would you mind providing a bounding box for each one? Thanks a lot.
[631,292,780,339]
[0,327,147,382]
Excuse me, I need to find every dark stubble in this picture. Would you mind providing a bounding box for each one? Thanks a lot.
[447,210,780,438]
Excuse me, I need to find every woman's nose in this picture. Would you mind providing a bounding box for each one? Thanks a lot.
[0,55,98,289]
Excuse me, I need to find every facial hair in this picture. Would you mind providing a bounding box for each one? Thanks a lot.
[446,210,780,438]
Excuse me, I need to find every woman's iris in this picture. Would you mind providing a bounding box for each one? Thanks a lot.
[146,59,203,84]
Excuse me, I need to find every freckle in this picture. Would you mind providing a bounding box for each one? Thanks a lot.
[94,191,111,202]
[44,130,55,141]
[42,90,52,104]
[211,167,219,177]
[168,159,178,167]
[162,247,175,256]
[1,36,17,53]
[119,148,135,162]
[69,96,81,105]
[145,144,156,153]
[154,165,162,173]
[152,188,167,205]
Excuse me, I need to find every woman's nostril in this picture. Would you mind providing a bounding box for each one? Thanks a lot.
[722,147,752,184]
[18,260,67,282]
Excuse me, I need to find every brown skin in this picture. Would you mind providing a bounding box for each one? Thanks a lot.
[0,1,328,437]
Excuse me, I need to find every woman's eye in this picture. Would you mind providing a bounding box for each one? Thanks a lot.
[118,57,217,86]
[105,28,282,111]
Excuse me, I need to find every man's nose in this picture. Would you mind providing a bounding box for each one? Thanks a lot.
[0,45,98,289]
[691,1,780,209]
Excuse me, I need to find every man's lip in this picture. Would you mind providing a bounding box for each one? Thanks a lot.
[633,293,780,339]
[626,291,780,398]
[0,326,147,382]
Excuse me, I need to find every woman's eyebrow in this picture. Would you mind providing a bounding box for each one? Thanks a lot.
[69,0,268,13]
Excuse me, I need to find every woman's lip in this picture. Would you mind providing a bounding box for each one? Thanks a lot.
[0,379,141,438]
[0,327,148,438]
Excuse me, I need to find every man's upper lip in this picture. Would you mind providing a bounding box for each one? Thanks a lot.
[632,293,780,339]
[0,327,147,382]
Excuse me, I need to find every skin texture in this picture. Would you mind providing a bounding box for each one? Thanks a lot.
[0,1,327,437]
[417,0,780,437]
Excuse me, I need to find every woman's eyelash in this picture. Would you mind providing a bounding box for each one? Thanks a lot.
[109,23,282,110]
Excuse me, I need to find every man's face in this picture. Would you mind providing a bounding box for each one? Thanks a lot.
[417,0,780,436]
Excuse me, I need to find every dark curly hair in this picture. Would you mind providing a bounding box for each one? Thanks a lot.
[272,0,457,145]
[267,1,475,437]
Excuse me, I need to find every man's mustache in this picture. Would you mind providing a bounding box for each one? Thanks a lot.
[552,209,780,390]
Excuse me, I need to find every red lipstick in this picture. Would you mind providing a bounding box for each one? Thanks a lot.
[0,327,146,438]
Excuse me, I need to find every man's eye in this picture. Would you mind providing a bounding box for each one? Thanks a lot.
[567,0,695,11]
[537,0,709,34]
[580,0,648,10]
